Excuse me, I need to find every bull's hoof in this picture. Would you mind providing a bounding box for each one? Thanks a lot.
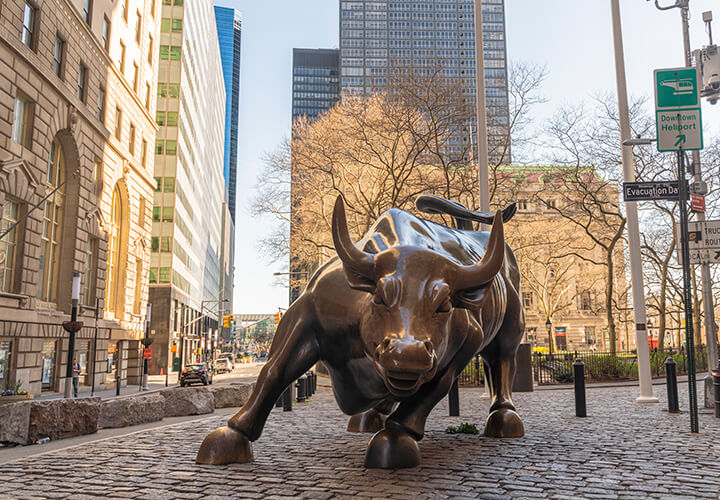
[484,408,524,438]
[196,426,254,465]
[364,428,420,469]
[347,409,385,433]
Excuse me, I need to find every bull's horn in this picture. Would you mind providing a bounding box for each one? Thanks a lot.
[331,195,376,280]
[455,211,505,291]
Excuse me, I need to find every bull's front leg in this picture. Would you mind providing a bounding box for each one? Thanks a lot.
[196,296,319,465]
[364,362,464,469]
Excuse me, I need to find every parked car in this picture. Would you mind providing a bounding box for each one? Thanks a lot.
[214,358,232,374]
[220,352,235,363]
[180,363,213,386]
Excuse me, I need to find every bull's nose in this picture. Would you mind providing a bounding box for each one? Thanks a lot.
[377,337,435,373]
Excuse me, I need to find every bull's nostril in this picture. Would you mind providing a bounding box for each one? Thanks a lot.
[423,340,433,354]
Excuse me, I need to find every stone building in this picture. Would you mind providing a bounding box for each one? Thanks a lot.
[0,0,160,395]
[494,166,630,353]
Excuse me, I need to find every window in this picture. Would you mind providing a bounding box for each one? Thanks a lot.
[163,177,175,192]
[580,291,592,311]
[170,47,181,60]
[0,200,20,293]
[152,206,160,221]
[11,95,30,146]
[138,198,146,226]
[92,159,103,196]
[172,19,182,32]
[96,86,105,121]
[82,0,93,25]
[122,0,129,21]
[132,62,139,91]
[77,64,88,102]
[114,106,122,140]
[147,35,154,65]
[161,207,174,222]
[546,199,556,210]
[159,45,169,60]
[156,112,165,126]
[522,291,533,308]
[102,17,111,51]
[166,112,178,126]
[106,185,127,315]
[128,123,135,154]
[81,238,97,306]
[155,141,163,155]
[53,36,64,77]
[151,0,156,18]
[584,326,596,345]
[119,41,126,73]
[160,18,170,33]
[21,2,35,48]
[141,139,148,167]
[145,82,151,108]
[149,268,157,284]
[37,138,65,303]
[517,199,528,211]
[135,11,142,43]
[133,257,143,315]
[165,140,176,155]
[159,267,170,283]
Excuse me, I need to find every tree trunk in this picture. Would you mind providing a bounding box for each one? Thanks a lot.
[606,250,617,358]
[690,265,703,347]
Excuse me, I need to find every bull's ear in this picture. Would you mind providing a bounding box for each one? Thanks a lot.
[453,284,491,310]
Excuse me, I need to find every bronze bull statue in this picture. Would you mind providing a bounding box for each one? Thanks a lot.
[197,195,525,468]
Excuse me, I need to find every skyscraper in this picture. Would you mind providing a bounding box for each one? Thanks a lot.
[339,0,510,161]
[292,48,341,122]
[149,0,227,374]
[214,6,242,223]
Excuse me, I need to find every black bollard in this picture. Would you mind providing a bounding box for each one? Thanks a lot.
[296,375,307,402]
[448,378,459,416]
[282,384,293,411]
[115,373,121,397]
[573,358,586,417]
[665,357,679,413]
[713,360,720,418]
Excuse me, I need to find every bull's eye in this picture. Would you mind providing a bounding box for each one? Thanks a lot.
[436,298,452,314]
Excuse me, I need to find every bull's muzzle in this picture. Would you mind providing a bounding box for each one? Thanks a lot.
[374,337,438,396]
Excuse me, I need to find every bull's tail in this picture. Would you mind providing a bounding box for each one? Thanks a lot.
[415,194,516,230]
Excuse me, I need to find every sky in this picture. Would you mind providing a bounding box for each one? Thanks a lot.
[223,0,720,314]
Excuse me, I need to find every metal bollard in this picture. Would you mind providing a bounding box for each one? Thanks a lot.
[296,375,307,402]
[573,359,586,417]
[310,371,316,395]
[115,373,121,397]
[282,384,293,411]
[665,357,679,413]
[713,360,720,418]
[448,378,459,416]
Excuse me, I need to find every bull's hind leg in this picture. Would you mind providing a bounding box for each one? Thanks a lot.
[347,400,394,433]
[480,290,525,438]
[196,297,319,465]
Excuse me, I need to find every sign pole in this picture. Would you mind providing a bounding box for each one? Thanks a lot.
[677,145,699,433]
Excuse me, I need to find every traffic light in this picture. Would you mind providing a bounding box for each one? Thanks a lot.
[274,312,280,324]
[228,314,234,326]
[223,314,230,328]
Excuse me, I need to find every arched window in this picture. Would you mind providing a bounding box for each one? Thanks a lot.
[37,138,65,303]
[106,184,125,315]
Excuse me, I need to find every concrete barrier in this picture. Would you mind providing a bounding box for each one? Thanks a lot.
[160,387,215,417]
[27,398,101,443]
[209,382,254,408]
[99,393,165,429]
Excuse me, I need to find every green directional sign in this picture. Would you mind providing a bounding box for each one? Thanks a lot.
[654,66,703,152]
[655,67,699,109]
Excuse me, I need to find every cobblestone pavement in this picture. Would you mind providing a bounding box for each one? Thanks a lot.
[1,380,719,499]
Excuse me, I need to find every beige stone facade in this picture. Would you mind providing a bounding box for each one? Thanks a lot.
[0,0,160,396]
[494,166,630,353]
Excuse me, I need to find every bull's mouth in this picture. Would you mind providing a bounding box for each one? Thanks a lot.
[375,357,438,397]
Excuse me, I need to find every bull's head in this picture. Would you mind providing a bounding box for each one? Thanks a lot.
[332,196,505,397]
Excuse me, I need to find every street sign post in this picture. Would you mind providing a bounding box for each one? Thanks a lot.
[678,220,720,265]
[654,67,703,152]
[622,181,683,201]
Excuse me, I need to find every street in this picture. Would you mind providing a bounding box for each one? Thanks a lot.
[1,380,719,498]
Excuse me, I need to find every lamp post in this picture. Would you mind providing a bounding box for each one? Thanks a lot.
[546,317,553,355]
[610,0,658,404]
[140,303,152,391]
[63,272,83,398]
[273,271,309,305]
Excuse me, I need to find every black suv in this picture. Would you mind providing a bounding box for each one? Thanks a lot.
[180,363,214,387]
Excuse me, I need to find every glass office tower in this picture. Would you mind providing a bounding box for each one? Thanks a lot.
[292,48,341,122]
[214,6,242,223]
[339,0,510,161]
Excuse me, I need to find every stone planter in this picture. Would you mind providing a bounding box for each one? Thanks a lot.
[0,395,32,405]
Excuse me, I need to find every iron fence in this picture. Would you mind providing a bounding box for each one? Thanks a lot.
[457,346,711,387]
[532,346,709,385]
